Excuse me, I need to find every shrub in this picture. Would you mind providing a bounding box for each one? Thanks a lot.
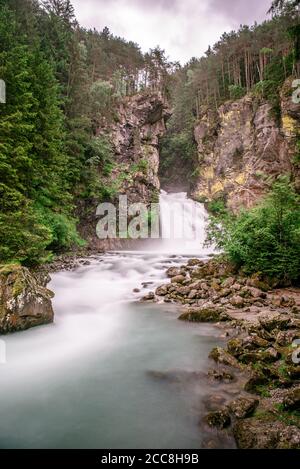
[229,84,246,100]
[207,177,300,284]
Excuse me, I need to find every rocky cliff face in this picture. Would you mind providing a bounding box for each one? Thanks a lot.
[192,78,300,211]
[109,92,171,202]
[0,265,54,334]
[79,92,170,249]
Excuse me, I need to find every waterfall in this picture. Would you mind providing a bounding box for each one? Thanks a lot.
[159,191,214,256]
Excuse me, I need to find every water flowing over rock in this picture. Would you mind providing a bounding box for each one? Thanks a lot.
[0,265,54,334]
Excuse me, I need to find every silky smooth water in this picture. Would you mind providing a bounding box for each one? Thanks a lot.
[0,194,227,449]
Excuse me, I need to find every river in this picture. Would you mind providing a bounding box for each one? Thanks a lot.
[0,193,234,449]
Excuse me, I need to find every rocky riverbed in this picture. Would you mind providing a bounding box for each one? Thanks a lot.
[143,256,300,449]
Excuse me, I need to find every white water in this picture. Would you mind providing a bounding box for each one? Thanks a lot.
[0,193,228,449]
[159,191,214,255]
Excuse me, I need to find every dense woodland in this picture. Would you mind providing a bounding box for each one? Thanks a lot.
[0,0,171,265]
[161,0,300,181]
[0,0,299,268]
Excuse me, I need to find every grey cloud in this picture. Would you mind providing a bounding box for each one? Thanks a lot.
[208,0,271,24]
[72,0,274,63]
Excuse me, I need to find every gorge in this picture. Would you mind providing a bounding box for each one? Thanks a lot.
[0,0,300,452]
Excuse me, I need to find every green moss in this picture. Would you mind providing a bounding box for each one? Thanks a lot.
[12,274,25,298]
[0,264,21,276]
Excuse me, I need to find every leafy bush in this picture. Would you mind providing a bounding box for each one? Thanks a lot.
[131,159,148,174]
[35,205,86,253]
[207,177,300,284]
[229,85,246,100]
[207,198,227,216]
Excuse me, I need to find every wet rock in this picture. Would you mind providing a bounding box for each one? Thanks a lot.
[0,264,54,334]
[228,397,259,419]
[283,387,300,411]
[243,335,270,350]
[244,371,270,393]
[271,295,296,308]
[147,369,205,384]
[276,330,300,347]
[233,418,300,449]
[155,285,169,296]
[141,292,155,302]
[178,306,225,323]
[259,314,291,332]
[248,287,266,299]
[205,409,231,429]
[187,259,204,267]
[230,295,245,308]
[166,267,185,278]
[281,296,296,307]
[239,347,280,365]
[227,338,244,357]
[133,288,140,293]
[246,276,270,292]
[286,366,300,380]
[222,277,235,288]
[207,369,234,382]
[175,285,191,296]
[209,347,241,369]
[189,280,203,290]
[171,275,186,284]
[188,289,198,300]
[219,288,231,298]
[247,324,274,341]
[142,281,154,287]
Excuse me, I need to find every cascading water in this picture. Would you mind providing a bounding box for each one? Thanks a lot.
[159,191,214,255]
[0,193,233,449]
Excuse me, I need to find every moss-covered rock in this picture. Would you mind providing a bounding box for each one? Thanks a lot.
[228,397,259,419]
[0,265,54,334]
[205,409,231,429]
[209,347,242,369]
[233,417,300,449]
[178,306,225,323]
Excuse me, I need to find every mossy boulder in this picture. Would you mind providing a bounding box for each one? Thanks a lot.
[244,371,270,394]
[233,417,300,449]
[178,306,226,323]
[209,347,242,369]
[228,397,259,419]
[205,409,231,429]
[0,265,54,334]
[283,387,300,411]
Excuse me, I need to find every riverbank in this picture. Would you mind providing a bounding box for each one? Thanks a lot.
[149,256,300,449]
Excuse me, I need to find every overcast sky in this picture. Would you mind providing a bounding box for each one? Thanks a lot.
[72,0,272,64]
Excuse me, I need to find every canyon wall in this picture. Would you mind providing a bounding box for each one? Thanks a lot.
[78,92,171,249]
[192,77,300,211]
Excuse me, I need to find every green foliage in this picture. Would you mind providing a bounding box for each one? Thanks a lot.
[207,177,300,284]
[86,135,114,176]
[229,84,246,100]
[131,159,148,174]
[207,198,227,216]
[0,2,82,265]
[159,127,196,181]
[35,205,85,252]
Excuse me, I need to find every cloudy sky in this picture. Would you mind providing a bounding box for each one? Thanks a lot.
[72,0,272,63]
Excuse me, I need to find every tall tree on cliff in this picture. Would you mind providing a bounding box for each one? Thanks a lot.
[269,0,300,73]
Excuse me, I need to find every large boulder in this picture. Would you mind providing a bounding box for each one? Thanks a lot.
[178,306,226,323]
[283,387,300,411]
[205,409,231,429]
[233,418,300,449]
[209,347,242,369]
[0,264,54,334]
[228,397,259,419]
